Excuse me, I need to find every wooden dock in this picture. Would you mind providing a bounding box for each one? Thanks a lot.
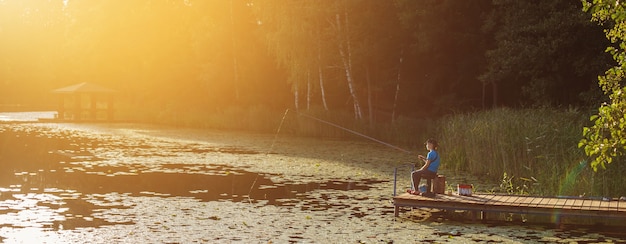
[393,193,626,220]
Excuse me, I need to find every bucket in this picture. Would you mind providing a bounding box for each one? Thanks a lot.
[419,184,427,193]
[457,184,472,196]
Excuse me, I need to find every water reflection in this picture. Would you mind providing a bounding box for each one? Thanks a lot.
[0,125,383,231]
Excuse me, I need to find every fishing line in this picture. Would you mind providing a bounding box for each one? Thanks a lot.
[247,108,412,204]
[298,112,413,154]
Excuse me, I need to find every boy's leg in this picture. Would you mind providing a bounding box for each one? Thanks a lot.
[411,170,423,191]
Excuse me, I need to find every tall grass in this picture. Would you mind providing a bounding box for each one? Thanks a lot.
[437,108,593,196]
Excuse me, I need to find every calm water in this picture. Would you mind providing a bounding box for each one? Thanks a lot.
[0,111,56,122]
[0,124,382,232]
[0,121,625,243]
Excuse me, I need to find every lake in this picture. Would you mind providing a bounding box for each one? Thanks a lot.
[0,121,623,243]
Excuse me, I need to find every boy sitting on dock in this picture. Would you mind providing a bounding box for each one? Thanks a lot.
[407,138,440,195]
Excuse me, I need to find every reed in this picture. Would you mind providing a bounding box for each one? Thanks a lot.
[437,108,594,196]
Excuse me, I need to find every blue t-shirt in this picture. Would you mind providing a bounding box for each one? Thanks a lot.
[427,150,440,173]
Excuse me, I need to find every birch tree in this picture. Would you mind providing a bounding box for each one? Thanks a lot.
[334,7,362,119]
[391,49,404,123]
[253,0,328,112]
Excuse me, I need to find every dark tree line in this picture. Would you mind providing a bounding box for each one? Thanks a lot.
[0,0,612,123]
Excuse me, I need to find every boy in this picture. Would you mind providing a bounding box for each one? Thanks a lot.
[407,138,440,195]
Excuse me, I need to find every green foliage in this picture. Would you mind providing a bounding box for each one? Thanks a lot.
[499,172,530,195]
[395,0,492,113]
[590,159,626,196]
[481,0,608,107]
[580,0,626,171]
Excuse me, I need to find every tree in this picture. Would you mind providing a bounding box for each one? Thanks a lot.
[333,4,363,119]
[481,0,608,107]
[395,0,491,115]
[253,0,324,112]
[0,0,66,106]
[580,0,626,171]
[254,0,405,124]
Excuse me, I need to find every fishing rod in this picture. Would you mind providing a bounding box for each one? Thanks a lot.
[297,112,413,154]
[248,108,291,204]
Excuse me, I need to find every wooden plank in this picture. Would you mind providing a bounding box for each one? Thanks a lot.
[473,195,492,205]
[544,197,560,209]
[568,198,585,210]
[458,195,478,204]
[608,200,619,212]
[483,194,498,202]
[564,198,574,210]
[519,196,536,206]
[541,197,556,208]
[560,197,575,210]
[474,194,493,203]
[392,193,626,221]
[618,200,624,212]
[552,197,568,210]
[512,195,529,207]
[591,198,603,211]
[529,196,544,208]
[581,199,593,210]
[488,194,506,202]
[489,194,506,204]
[598,199,612,211]
[501,195,517,205]
[534,197,550,208]
[577,198,588,209]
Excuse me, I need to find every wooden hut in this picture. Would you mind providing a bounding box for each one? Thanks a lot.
[52,82,117,121]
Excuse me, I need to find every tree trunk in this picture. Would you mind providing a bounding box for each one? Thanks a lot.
[492,82,498,108]
[336,11,362,120]
[318,63,328,111]
[391,49,403,123]
[306,69,311,111]
[482,82,486,109]
[294,81,299,111]
[366,65,374,129]
[317,35,329,111]
[230,0,240,100]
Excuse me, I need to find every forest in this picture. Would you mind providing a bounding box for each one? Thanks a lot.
[1,1,625,195]
[0,0,611,119]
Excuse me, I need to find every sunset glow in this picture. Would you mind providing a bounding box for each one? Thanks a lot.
[0,0,270,112]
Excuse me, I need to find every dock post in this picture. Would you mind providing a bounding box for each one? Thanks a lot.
[393,168,397,196]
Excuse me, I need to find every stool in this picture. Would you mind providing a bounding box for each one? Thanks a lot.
[422,174,437,197]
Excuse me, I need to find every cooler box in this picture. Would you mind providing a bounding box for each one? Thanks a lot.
[457,184,473,196]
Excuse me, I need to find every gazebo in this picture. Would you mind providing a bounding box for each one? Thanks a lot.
[52,82,117,121]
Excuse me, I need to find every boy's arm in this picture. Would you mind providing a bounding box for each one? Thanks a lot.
[420,161,431,170]
[419,155,431,170]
